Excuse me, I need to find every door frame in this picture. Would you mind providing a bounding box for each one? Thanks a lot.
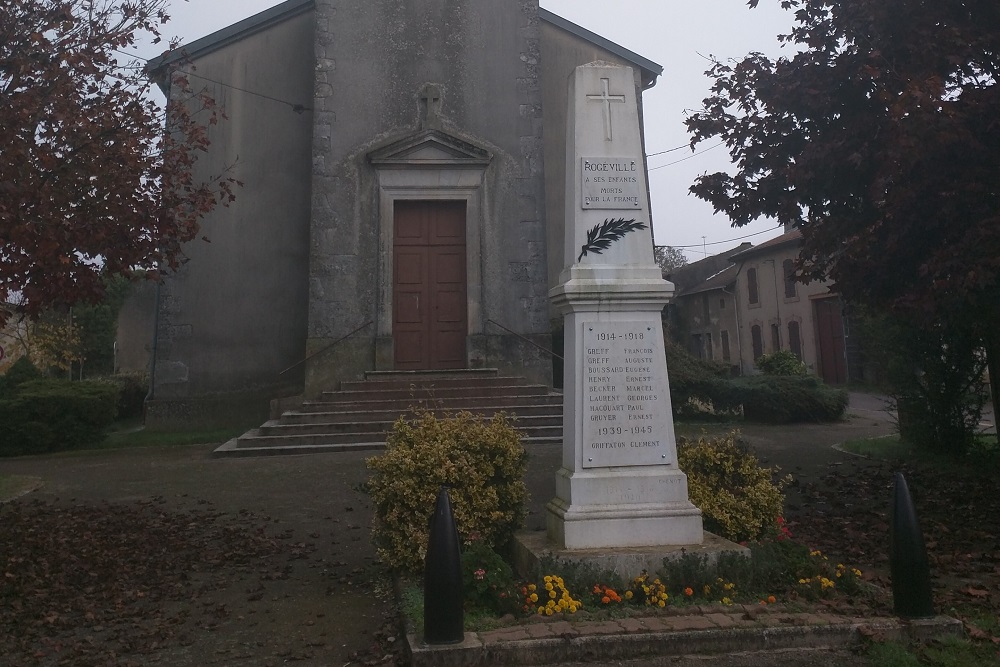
[369,128,492,370]
[374,172,485,369]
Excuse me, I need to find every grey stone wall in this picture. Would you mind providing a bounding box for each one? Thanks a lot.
[151,10,316,406]
[308,0,550,388]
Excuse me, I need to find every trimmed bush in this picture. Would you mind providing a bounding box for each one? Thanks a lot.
[366,411,528,574]
[734,375,848,423]
[0,356,43,398]
[0,379,118,456]
[92,371,148,420]
[664,337,742,417]
[755,350,807,376]
[678,432,787,543]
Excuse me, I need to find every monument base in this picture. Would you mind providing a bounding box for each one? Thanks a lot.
[546,465,704,550]
[513,529,748,580]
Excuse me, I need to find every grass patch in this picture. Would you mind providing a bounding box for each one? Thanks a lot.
[95,419,253,450]
[0,475,43,502]
[841,435,915,459]
[864,638,1000,667]
[841,434,999,471]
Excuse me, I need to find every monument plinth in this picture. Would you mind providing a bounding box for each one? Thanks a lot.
[546,62,703,551]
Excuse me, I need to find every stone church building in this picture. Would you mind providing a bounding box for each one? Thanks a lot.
[138,0,662,425]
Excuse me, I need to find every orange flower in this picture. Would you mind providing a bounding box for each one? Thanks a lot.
[601,596,611,604]
[684,587,694,597]
[767,595,776,604]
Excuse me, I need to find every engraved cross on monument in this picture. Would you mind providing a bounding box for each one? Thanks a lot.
[586,77,626,141]
[546,62,704,551]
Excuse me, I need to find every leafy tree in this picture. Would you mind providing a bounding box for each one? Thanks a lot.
[0,0,237,327]
[654,245,688,276]
[686,0,1000,426]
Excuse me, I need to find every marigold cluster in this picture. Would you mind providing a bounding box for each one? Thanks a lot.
[531,575,582,615]
[630,572,669,608]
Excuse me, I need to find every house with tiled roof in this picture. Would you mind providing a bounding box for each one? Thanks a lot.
[669,230,855,384]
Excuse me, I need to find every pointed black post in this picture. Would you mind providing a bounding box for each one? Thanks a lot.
[890,472,935,618]
[423,487,464,644]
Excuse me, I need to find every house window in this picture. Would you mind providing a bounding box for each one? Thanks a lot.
[751,325,763,360]
[691,334,703,359]
[702,294,711,323]
[783,259,797,299]
[719,298,725,309]
[705,333,714,360]
[747,268,759,305]
[771,323,781,351]
[788,321,802,359]
[721,330,731,362]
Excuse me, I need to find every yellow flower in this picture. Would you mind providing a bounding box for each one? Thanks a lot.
[545,582,554,591]
[529,593,538,603]
[544,575,552,583]
[625,590,633,600]
[657,600,665,608]
[545,607,553,616]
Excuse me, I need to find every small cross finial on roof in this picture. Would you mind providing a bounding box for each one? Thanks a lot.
[586,77,626,141]
[419,83,443,130]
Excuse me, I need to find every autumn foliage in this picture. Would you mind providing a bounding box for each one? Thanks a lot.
[0,0,237,326]
[686,0,1000,430]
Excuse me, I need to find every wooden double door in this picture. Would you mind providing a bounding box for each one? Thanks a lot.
[392,200,468,370]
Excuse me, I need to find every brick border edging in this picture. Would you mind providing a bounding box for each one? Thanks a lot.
[406,613,962,666]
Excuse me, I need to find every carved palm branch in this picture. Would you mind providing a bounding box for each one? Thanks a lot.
[577,218,648,262]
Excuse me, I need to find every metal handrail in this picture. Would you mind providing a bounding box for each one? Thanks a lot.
[278,320,374,377]
[486,319,563,361]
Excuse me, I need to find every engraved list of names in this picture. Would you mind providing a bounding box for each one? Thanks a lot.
[582,321,672,468]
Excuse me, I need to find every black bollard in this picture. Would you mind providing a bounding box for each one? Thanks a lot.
[889,472,935,618]
[423,486,464,644]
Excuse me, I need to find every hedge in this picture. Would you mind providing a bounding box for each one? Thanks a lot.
[0,379,118,456]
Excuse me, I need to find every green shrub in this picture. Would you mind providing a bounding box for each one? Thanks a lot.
[366,411,528,574]
[664,338,742,417]
[678,432,787,542]
[93,371,148,420]
[461,540,521,615]
[0,356,43,398]
[0,379,118,456]
[755,350,807,376]
[734,375,847,423]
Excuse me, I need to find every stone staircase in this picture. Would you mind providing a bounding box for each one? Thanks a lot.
[213,368,563,457]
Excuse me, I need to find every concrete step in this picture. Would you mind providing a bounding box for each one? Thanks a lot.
[213,433,562,458]
[339,375,527,392]
[257,415,562,437]
[319,383,550,403]
[213,368,564,457]
[279,408,563,426]
[364,368,500,382]
[300,393,562,414]
[227,430,561,452]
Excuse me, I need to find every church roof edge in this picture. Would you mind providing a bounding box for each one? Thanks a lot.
[147,0,314,75]
[539,8,664,82]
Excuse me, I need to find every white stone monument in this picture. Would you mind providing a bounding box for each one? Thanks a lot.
[546,62,703,550]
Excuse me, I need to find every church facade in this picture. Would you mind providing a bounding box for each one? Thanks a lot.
[140,0,662,425]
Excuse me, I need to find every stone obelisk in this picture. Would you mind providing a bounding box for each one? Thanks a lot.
[547,62,703,550]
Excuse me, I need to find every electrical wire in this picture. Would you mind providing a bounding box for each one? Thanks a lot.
[115,48,311,113]
[648,142,723,171]
[660,225,784,249]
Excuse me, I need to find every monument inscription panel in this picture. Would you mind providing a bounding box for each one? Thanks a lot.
[582,321,672,468]
[581,157,642,209]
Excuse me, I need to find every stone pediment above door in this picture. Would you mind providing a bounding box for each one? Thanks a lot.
[368,129,492,169]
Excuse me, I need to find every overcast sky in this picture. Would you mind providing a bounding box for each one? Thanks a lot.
[150,0,797,261]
